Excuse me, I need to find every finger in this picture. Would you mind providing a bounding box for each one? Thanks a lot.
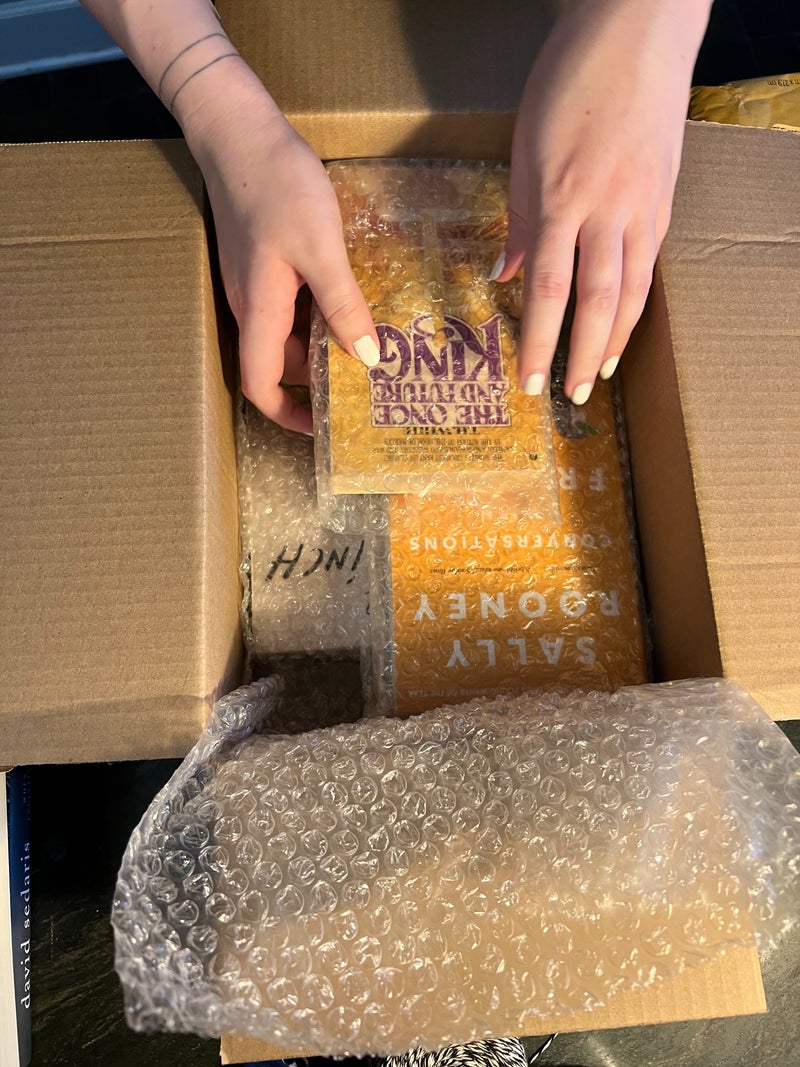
[598,224,656,380]
[517,213,579,397]
[282,332,309,387]
[239,264,313,435]
[564,220,623,404]
[301,243,380,369]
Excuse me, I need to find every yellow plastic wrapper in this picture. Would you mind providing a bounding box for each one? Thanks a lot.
[690,72,800,132]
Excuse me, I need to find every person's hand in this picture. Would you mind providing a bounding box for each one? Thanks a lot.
[493,0,712,404]
[185,81,380,434]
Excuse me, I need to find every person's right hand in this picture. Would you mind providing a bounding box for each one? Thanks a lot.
[185,80,380,434]
[494,0,712,405]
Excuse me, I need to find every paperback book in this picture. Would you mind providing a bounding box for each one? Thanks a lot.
[312,159,559,522]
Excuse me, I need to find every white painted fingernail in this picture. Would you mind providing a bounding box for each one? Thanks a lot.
[599,355,620,380]
[571,382,593,406]
[354,335,380,367]
[488,251,506,282]
[523,372,547,396]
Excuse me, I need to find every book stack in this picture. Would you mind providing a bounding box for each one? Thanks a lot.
[311,160,647,714]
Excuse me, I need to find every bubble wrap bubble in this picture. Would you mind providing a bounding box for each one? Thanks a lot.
[113,677,800,1056]
[363,346,648,716]
[237,395,369,655]
[311,159,559,524]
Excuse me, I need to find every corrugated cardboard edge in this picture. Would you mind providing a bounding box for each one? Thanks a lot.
[219,946,764,1063]
[620,266,723,683]
[667,122,800,721]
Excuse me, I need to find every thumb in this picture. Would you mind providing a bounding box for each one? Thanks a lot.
[301,243,381,369]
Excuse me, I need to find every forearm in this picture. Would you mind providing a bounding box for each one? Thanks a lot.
[79,0,279,139]
[562,0,713,65]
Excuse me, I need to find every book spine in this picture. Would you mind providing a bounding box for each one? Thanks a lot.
[7,770,32,1067]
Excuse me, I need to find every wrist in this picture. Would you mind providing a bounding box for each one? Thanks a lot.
[177,56,282,147]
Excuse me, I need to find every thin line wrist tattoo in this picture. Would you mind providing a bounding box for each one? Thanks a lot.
[168,53,239,113]
[157,31,228,100]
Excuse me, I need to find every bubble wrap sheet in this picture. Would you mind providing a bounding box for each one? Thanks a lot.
[364,349,648,716]
[237,397,369,656]
[113,678,800,1056]
[311,160,559,523]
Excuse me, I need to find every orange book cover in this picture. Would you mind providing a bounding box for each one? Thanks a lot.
[367,358,648,715]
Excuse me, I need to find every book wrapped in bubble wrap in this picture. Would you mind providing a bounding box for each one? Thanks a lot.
[363,346,648,716]
[237,401,369,657]
[112,678,800,1056]
[311,160,560,530]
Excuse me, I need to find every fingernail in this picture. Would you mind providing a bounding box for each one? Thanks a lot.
[599,355,620,380]
[523,372,547,396]
[488,251,505,282]
[571,382,593,406]
[354,335,380,367]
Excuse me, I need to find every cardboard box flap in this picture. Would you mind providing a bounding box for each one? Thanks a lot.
[216,0,564,158]
[626,122,800,720]
[0,139,203,244]
[0,141,241,764]
[220,947,765,1062]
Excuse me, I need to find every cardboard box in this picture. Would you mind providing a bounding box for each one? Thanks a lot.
[220,947,765,1064]
[0,140,241,764]
[1,67,797,1062]
[622,120,800,722]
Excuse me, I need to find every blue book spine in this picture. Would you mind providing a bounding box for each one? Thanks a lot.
[7,769,32,1067]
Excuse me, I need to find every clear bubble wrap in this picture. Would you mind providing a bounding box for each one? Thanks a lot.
[237,395,369,656]
[113,677,800,1056]
[311,159,560,527]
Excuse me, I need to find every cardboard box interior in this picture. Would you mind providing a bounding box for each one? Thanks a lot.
[215,0,800,718]
[215,0,566,160]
